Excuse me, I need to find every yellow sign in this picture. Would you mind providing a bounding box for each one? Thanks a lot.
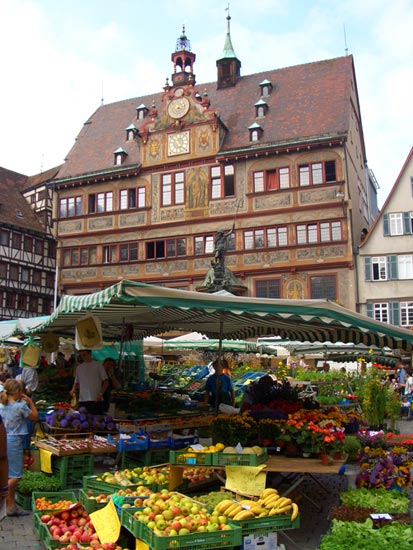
[90,499,120,544]
[225,465,267,496]
[39,449,53,474]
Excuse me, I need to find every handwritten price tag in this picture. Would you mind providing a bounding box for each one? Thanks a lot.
[225,465,267,496]
[90,499,120,544]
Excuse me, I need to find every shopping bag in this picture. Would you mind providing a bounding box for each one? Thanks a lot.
[20,338,41,368]
[75,313,103,350]
[41,332,60,354]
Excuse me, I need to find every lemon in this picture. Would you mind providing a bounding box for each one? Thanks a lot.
[215,443,225,451]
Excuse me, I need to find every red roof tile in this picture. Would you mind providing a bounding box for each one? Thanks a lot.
[0,167,45,232]
[57,55,354,180]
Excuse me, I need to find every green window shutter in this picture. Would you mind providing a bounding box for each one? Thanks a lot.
[403,212,412,234]
[366,303,373,318]
[364,257,372,281]
[388,255,398,280]
[390,302,400,325]
[383,214,390,236]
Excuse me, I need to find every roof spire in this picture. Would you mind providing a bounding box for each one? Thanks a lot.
[216,5,241,88]
[218,4,238,61]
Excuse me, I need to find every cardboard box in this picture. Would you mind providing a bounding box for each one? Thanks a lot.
[243,532,278,550]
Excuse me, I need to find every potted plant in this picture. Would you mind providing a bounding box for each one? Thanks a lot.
[257,418,281,447]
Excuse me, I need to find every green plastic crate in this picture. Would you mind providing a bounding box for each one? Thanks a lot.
[212,449,268,467]
[53,454,94,488]
[231,513,300,535]
[82,474,141,493]
[79,488,112,512]
[121,509,242,550]
[32,490,77,512]
[169,448,213,466]
[121,448,170,468]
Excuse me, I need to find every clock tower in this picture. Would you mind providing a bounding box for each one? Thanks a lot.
[171,25,196,87]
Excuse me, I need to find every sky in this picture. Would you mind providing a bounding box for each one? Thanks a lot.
[1,0,412,208]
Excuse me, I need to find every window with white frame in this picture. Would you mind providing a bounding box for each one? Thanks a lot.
[211,165,235,199]
[298,160,337,186]
[59,196,82,218]
[398,255,413,279]
[371,256,387,280]
[120,187,146,210]
[400,301,413,327]
[253,167,290,192]
[88,192,113,214]
[389,213,403,235]
[373,302,389,323]
[162,172,184,206]
[244,227,288,249]
[251,130,259,142]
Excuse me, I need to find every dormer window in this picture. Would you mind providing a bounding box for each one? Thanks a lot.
[248,122,263,142]
[136,103,148,120]
[114,147,127,166]
[255,99,268,118]
[259,79,273,97]
[125,124,137,141]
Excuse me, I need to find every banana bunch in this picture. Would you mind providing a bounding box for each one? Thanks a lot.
[255,488,299,521]
[213,489,299,522]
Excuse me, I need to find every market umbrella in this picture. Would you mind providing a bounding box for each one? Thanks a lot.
[24,280,413,352]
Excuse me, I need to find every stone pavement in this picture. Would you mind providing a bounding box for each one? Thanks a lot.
[1,419,412,550]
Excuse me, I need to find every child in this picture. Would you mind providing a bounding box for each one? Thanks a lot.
[400,394,412,419]
[0,379,38,516]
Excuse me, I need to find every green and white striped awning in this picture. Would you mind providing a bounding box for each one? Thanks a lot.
[0,316,50,342]
[25,280,413,352]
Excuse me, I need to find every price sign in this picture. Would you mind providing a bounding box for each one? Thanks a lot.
[225,465,267,496]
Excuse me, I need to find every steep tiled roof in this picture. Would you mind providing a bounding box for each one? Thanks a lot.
[0,167,45,232]
[24,165,62,191]
[57,55,354,180]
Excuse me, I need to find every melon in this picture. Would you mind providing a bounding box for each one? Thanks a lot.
[240,447,254,454]
[252,445,263,456]
[223,447,236,453]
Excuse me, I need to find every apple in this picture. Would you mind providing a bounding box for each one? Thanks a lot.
[218,515,228,524]
[156,518,166,531]
[162,509,174,521]
[179,528,190,536]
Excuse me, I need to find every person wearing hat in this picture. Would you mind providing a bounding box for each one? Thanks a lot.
[70,350,108,414]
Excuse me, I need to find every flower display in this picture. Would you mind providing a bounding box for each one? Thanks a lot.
[357,445,413,489]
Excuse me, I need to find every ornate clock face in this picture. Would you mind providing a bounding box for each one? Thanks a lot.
[168,97,190,119]
[168,131,190,156]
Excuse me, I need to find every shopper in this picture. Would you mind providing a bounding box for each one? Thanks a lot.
[70,350,108,414]
[0,379,38,517]
[102,357,122,412]
[16,367,39,468]
[204,358,235,408]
